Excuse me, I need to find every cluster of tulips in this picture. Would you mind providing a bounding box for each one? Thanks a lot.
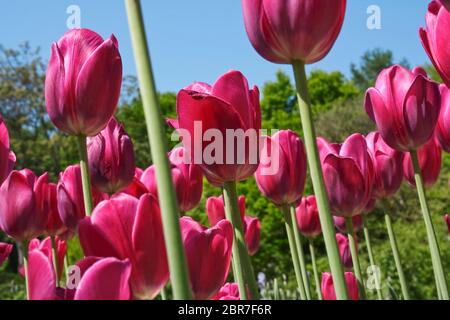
[1,0,450,300]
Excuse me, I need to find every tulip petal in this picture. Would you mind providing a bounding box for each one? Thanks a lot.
[28,249,57,300]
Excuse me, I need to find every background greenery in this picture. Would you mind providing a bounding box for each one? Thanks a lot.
[0,45,448,300]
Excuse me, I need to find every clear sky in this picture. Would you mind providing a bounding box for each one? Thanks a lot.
[0,0,432,92]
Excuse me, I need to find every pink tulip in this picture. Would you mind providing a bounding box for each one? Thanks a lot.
[365,65,440,152]
[242,0,347,64]
[333,215,363,234]
[27,249,59,300]
[317,134,374,217]
[212,282,240,300]
[244,216,261,256]
[45,29,122,136]
[436,85,450,152]
[296,196,321,238]
[336,233,353,270]
[25,237,67,281]
[180,216,233,300]
[87,118,135,194]
[445,214,450,234]
[206,195,246,226]
[420,1,450,87]
[79,193,169,300]
[366,132,404,199]
[57,165,105,231]
[321,272,359,300]
[122,168,149,199]
[403,137,442,188]
[255,130,307,206]
[173,70,261,186]
[0,117,15,184]
[0,169,48,241]
[45,183,67,237]
[0,242,13,266]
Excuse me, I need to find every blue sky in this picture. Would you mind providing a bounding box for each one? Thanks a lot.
[0,0,432,92]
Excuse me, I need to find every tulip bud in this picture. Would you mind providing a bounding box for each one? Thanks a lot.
[244,216,261,256]
[0,242,13,266]
[180,216,233,300]
[436,85,450,152]
[365,65,440,152]
[445,214,450,234]
[0,169,48,241]
[296,196,321,238]
[333,215,363,234]
[255,130,307,206]
[88,118,136,194]
[206,195,246,226]
[242,0,347,64]
[321,272,359,300]
[45,29,122,136]
[336,233,353,270]
[212,282,240,300]
[0,117,15,184]
[403,138,442,188]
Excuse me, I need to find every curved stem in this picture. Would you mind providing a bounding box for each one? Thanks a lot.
[282,205,307,300]
[410,151,449,300]
[292,60,348,300]
[125,0,192,299]
[345,217,367,300]
[76,135,93,216]
[290,205,311,299]
[223,181,259,300]
[362,216,382,300]
[309,239,322,300]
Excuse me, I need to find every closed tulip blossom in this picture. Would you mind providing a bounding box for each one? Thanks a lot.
[321,272,359,300]
[366,132,404,199]
[206,195,246,227]
[317,134,374,217]
[255,130,307,206]
[0,243,13,266]
[212,282,240,300]
[0,169,49,241]
[436,85,450,152]
[244,216,261,256]
[333,215,363,234]
[79,193,169,300]
[0,117,15,184]
[403,138,442,188]
[180,216,233,300]
[45,183,67,237]
[88,118,136,194]
[420,1,450,87]
[242,0,347,64]
[173,70,261,186]
[45,29,122,136]
[445,214,450,234]
[296,196,321,238]
[336,233,353,270]
[365,65,440,152]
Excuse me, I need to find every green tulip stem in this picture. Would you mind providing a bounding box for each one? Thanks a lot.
[22,241,30,300]
[410,150,449,300]
[345,217,367,300]
[125,0,192,299]
[309,239,322,300]
[51,236,59,286]
[76,135,93,216]
[292,60,348,300]
[362,215,382,300]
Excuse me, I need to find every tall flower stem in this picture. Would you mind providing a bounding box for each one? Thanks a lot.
[51,236,59,286]
[309,239,322,300]
[223,181,259,300]
[345,217,367,300]
[292,60,348,300]
[384,213,410,300]
[410,151,449,300]
[22,241,30,300]
[125,0,192,299]
[362,216,382,300]
[290,205,311,299]
[76,135,93,216]
[282,205,307,300]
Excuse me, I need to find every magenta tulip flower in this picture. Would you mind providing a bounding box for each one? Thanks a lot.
[403,137,442,188]
[212,282,240,300]
[365,65,440,152]
[334,215,363,234]
[173,70,261,186]
[445,214,450,234]
[244,216,261,256]
[296,196,321,238]
[366,132,404,199]
[87,118,135,194]
[0,169,48,241]
[122,168,149,199]
[436,85,450,152]
[420,1,450,87]
[0,117,15,184]
[26,237,67,281]
[79,193,169,300]
[27,249,60,300]
[180,216,233,300]
[0,243,13,266]
[336,233,353,270]
[242,0,347,64]
[255,130,307,206]
[206,195,246,226]
[317,134,374,217]
[45,183,67,237]
[45,29,122,136]
[321,272,359,300]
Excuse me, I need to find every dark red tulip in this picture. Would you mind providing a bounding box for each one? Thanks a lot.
[365,65,440,152]
[174,70,261,186]
[244,216,261,256]
[366,132,404,199]
[336,233,353,270]
[436,85,450,152]
[0,117,15,184]
[296,196,321,238]
[79,193,169,300]
[321,272,359,300]
[420,1,450,87]
[255,130,307,206]
[206,195,245,227]
[180,216,233,300]
[45,183,67,237]
[212,282,240,300]
[87,118,136,194]
[445,214,450,234]
[0,242,13,266]
[242,0,347,64]
[0,169,48,241]
[317,134,374,217]
[403,138,442,188]
[45,29,122,136]
[333,215,363,233]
